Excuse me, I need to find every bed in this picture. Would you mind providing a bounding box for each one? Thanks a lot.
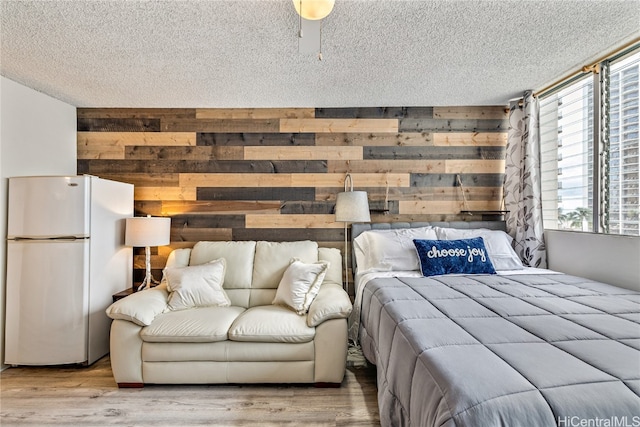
[349,221,640,427]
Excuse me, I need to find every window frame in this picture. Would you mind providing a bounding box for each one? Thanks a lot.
[538,43,640,236]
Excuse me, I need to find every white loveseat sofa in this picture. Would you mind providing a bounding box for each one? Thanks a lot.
[106,240,352,388]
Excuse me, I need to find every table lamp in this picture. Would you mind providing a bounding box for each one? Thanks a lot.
[125,215,171,291]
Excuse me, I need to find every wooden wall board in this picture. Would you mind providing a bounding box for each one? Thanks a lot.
[279,201,340,214]
[399,118,509,132]
[82,160,327,174]
[78,106,507,292]
[315,187,502,203]
[135,186,197,201]
[96,173,180,187]
[124,146,244,161]
[197,187,316,201]
[444,159,505,174]
[315,107,434,118]
[363,146,505,160]
[163,119,280,133]
[134,201,163,216]
[367,213,476,223]
[77,108,196,119]
[245,214,342,229]
[327,160,445,174]
[316,132,433,147]
[291,173,410,188]
[77,118,161,132]
[399,200,503,215]
[78,145,125,160]
[232,228,344,242]
[411,173,505,188]
[433,132,507,146]
[197,132,316,147]
[171,227,234,242]
[197,133,316,146]
[78,131,196,147]
[160,201,282,215]
[171,214,245,229]
[433,106,508,120]
[179,173,410,188]
[244,146,363,160]
[280,118,399,133]
[196,108,315,119]
[180,173,292,188]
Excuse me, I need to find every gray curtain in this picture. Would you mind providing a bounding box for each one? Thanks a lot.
[504,90,547,268]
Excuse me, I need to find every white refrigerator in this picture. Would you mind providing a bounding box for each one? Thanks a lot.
[4,175,133,365]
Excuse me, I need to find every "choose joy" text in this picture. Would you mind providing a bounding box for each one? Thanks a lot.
[426,246,487,263]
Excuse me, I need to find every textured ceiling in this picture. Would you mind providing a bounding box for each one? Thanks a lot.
[1,0,639,108]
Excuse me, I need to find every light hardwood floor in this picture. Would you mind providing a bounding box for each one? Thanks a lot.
[0,357,380,426]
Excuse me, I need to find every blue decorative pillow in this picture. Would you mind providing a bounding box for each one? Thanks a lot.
[413,237,497,277]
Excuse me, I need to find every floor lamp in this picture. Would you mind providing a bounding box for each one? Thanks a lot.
[125,215,171,291]
[335,173,371,292]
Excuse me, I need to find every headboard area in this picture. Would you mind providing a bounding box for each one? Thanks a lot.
[351,221,507,272]
[352,221,507,241]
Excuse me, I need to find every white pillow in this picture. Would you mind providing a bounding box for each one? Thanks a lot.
[159,248,192,286]
[272,259,329,315]
[353,226,438,273]
[165,259,231,311]
[434,227,524,271]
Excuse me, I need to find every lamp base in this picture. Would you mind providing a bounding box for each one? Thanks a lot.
[137,274,160,291]
[137,245,160,291]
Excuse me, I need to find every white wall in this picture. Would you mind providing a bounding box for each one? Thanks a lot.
[0,76,76,370]
[545,229,640,291]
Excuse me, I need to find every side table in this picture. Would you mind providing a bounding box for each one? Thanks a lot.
[112,288,134,303]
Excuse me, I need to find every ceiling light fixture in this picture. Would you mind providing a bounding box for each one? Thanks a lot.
[293,0,335,20]
[293,0,335,60]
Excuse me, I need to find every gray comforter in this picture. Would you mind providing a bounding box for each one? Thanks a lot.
[358,273,640,427]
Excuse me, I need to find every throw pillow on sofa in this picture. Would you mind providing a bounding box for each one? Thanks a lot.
[272,259,329,315]
[165,258,231,311]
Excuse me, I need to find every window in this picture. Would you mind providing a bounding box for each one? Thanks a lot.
[540,48,640,236]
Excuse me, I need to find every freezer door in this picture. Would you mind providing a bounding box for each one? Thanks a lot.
[7,176,90,238]
[4,239,89,365]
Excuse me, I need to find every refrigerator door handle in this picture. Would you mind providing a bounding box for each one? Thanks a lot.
[12,236,88,241]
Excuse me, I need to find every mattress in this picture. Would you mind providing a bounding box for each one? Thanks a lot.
[357,272,640,426]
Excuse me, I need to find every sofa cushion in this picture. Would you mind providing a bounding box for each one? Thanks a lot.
[273,259,329,315]
[228,305,316,343]
[251,241,319,290]
[189,241,256,290]
[141,306,245,343]
[165,259,231,311]
[106,284,169,326]
[318,247,343,286]
[142,341,315,362]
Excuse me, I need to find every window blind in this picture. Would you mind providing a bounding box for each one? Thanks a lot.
[608,51,640,235]
[540,76,594,232]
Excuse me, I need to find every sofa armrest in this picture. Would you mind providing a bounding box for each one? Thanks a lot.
[106,284,169,326]
[307,283,352,327]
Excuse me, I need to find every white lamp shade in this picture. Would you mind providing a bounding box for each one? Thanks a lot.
[335,191,371,223]
[292,0,335,20]
[125,217,171,247]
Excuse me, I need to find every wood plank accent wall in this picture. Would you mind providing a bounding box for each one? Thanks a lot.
[77,106,508,289]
